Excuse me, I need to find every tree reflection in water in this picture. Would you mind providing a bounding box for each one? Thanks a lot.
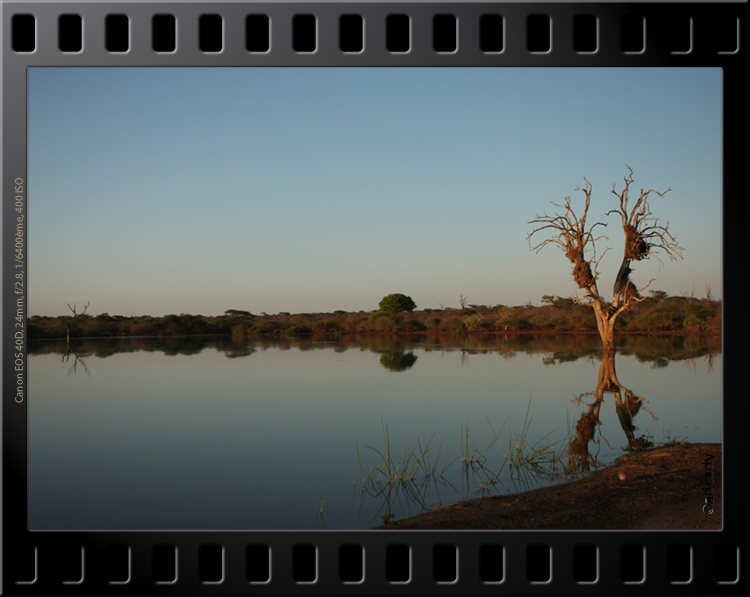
[566,349,655,475]
[60,343,90,376]
[378,350,418,372]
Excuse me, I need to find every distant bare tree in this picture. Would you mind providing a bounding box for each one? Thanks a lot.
[63,301,90,345]
[528,167,683,350]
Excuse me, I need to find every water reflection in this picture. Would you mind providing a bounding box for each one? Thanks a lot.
[345,336,719,523]
[355,428,455,526]
[566,349,654,475]
[378,351,418,372]
[30,332,721,363]
[61,345,91,376]
[28,332,720,530]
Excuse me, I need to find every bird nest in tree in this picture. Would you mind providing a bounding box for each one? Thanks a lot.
[566,246,595,289]
[624,224,649,261]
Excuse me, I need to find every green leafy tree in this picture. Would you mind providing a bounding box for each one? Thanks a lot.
[378,293,417,316]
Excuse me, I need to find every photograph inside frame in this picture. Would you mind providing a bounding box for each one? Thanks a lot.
[3,1,747,594]
[26,65,721,531]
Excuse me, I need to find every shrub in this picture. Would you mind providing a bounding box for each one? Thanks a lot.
[285,324,313,337]
[528,315,553,330]
[400,319,426,332]
[464,313,488,331]
[683,303,710,331]
[367,311,395,332]
[252,321,284,335]
[340,314,365,333]
[450,323,467,336]
[426,317,442,329]
[312,320,340,333]
[496,317,531,331]
[231,322,250,336]
[569,311,597,331]
[630,306,683,331]
[683,315,706,332]
[551,317,574,331]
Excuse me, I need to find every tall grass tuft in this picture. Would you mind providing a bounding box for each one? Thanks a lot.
[356,400,582,523]
[496,396,569,490]
[356,420,456,524]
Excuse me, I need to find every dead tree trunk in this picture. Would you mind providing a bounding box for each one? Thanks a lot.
[592,300,617,350]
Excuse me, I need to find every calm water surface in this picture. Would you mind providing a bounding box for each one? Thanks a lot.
[28,334,721,529]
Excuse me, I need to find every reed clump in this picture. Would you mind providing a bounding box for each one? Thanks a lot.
[356,400,577,522]
[355,421,455,524]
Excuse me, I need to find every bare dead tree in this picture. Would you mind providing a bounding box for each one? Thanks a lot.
[528,167,684,349]
[63,301,90,345]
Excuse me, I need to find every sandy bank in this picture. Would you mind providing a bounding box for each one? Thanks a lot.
[376,443,721,530]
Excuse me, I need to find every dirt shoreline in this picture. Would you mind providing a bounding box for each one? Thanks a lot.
[375,443,721,530]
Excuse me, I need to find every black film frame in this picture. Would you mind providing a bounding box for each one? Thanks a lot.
[2,1,748,595]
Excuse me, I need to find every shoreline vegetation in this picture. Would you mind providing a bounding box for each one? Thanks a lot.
[374,442,722,530]
[29,291,720,340]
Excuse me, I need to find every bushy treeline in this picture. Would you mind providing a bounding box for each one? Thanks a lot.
[28,291,720,340]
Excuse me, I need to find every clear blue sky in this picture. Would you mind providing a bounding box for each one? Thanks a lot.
[28,67,721,317]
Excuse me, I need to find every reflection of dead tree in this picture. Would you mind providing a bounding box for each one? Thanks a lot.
[566,350,654,474]
[566,390,603,475]
[61,349,90,376]
[528,167,684,350]
[63,301,90,345]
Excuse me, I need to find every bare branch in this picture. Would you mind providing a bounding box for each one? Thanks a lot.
[613,277,655,316]
[528,183,610,297]
[608,172,683,263]
[65,301,91,318]
[634,278,656,298]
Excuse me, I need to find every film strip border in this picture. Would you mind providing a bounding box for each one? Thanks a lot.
[3,2,745,64]
[3,1,748,596]
[8,533,746,593]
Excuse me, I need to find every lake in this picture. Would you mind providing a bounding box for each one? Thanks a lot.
[28,334,721,530]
